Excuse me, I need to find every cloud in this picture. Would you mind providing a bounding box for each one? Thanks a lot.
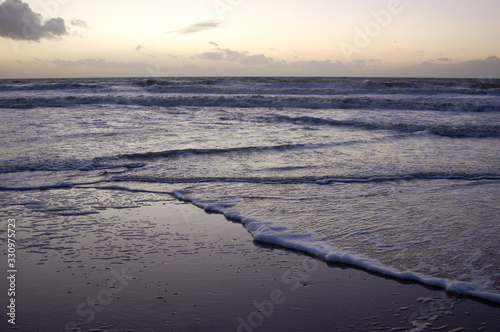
[437,57,451,62]
[26,54,500,79]
[198,51,224,61]
[197,48,277,66]
[209,41,219,47]
[170,20,221,35]
[168,53,182,59]
[288,60,349,75]
[396,56,500,78]
[223,49,245,62]
[0,0,67,41]
[352,59,381,67]
[71,19,89,29]
[47,58,192,77]
[241,54,275,66]
[51,58,147,70]
[135,45,143,51]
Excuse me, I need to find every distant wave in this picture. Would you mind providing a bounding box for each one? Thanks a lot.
[2,77,499,96]
[1,93,499,113]
[136,77,500,96]
[0,81,108,92]
[267,115,500,138]
[154,78,499,94]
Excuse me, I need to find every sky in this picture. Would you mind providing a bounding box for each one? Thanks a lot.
[0,0,499,78]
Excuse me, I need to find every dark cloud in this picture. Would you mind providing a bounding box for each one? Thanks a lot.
[71,19,89,29]
[170,20,221,35]
[0,0,67,41]
[437,57,452,62]
[135,45,143,51]
[209,41,219,47]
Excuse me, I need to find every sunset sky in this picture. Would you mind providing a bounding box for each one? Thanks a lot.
[1,0,499,78]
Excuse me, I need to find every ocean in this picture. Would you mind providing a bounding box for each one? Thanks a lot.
[1,76,499,303]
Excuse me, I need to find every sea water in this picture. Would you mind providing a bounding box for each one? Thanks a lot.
[1,77,499,302]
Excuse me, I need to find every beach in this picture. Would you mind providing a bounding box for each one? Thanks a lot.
[1,191,498,331]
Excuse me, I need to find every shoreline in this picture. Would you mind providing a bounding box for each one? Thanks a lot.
[1,196,498,331]
[174,188,500,306]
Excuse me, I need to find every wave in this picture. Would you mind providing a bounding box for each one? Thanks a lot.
[0,159,146,174]
[135,77,500,96]
[315,174,500,184]
[268,115,500,138]
[1,93,499,113]
[117,174,500,185]
[2,77,499,99]
[2,174,498,304]
[0,143,315,174]
[119,144,313,160]
[0,80,108,92]
[171,189,500,304]
[1,173,498,192]
[106,173,500,186]
[0,182,76,191]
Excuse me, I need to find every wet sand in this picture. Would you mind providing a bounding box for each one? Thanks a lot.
[1,195,498,331]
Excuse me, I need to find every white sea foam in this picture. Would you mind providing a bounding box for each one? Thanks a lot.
[172,189,500,303]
